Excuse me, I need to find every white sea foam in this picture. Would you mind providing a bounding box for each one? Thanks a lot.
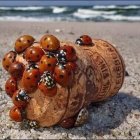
[51,6,67,13]
[93,5,140,9]
[93,5,116,9]
[0,6,45,11]
[76,9,115,15]
[0,16,53,22]
[0,5,140,22]
[73,9,116,18]
[102,15,140,21]
[73,8,140,21]
[123,5,140,9]
[0,16,73,22]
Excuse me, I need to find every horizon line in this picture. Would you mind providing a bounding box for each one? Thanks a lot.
[0,1,140,6]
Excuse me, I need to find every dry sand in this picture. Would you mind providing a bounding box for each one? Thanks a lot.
[0,21,140,139]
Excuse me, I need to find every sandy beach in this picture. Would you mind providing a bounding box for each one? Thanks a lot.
[0,21,140,139]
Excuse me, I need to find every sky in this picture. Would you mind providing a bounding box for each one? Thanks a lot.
[0,0,140,6]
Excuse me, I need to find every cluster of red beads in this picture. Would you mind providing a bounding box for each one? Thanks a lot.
[2,34,77,122]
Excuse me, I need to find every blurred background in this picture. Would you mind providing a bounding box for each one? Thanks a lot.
[0,0,140,22]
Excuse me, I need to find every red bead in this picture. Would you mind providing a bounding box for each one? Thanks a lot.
[59,45,77,62]
[2,51,17,71]
[15,35,35,53]
[9,106,23,122]
[5,77,17,97]
[22,68,40,92]
[40,34,60,51]
[54,64,73,87]
[8,61,24,80]
[39,54,57,74]
[12,89,30,108]
[24,47,44,62]
[59,117,75,129]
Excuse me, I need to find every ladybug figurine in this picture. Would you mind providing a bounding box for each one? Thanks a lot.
[24,47,44,62]
[22,64,40,92]
[38,53,57,74]
[38,72,57,97]
[12,89,30,108]
[9,106,23,122]
[75,35,93,46]
[5,77,17,97]
[54,64,73,87]
[40,34,60,51]
[15,35,35,53]
[59,45,77,62]
[2,51,17,71]
[8,61,24,80]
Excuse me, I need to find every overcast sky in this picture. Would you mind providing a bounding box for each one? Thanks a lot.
[0,0,140,6]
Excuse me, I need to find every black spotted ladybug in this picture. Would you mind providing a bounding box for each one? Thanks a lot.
[5,77,17,97]
[9,106,23,122]
[2,51,17,71]
[39,53,57,74]
[40,34,60,51]
[59,117,76,129]
[24,47,44,62]
[22,64,40,92]
[56,49,67,64]
[12,89,30,108]
[38,72,57,97]
[65,62,77,72]
[75,35,93,46]
[15,35,35,53]
[8,61,24,80]
[59,45,77,62]
[54,64,73,87]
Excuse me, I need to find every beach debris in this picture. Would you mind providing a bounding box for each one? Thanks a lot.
[68,31,75,35]
[45,30,49,33]
[55,28,63,33]
[125,70,129,76]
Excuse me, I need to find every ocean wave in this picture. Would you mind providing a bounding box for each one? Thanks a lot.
[122,5,140,9]
[102,15,140,21]
[93,5,116,9]
[93,5,140,10]
[0,6,45,11]
[51,6,67,13]
[0,16,75,22]
[73,8,140,21]
[0,5,140,22]
[73,9,116,18]
[0,15,140,22]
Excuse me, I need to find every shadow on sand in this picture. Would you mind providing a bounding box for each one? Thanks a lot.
[20,92,140,138]
[49,92,140,138]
